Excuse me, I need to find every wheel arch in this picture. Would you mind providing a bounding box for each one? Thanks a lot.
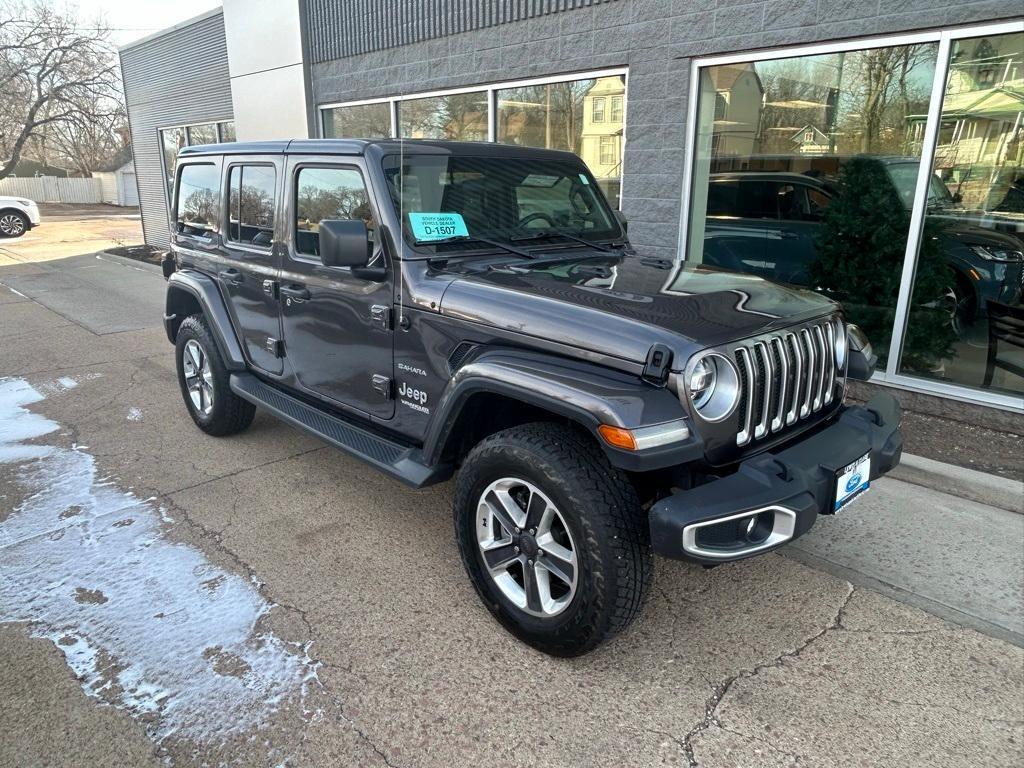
[165,269,246,370]
[422,349,692,471]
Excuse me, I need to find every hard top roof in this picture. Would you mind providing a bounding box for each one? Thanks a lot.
[178,138,580,161]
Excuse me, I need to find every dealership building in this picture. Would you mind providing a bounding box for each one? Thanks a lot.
[120,1,1023,417]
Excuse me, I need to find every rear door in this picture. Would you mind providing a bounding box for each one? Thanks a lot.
[279,156,395,419]
[218,156,284,375]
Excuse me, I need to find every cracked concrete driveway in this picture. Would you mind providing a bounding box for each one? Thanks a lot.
[0,232,1022,766]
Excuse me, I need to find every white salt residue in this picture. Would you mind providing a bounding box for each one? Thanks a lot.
[34,372,103,397]
[0,377,319,745]
[126,407,143,422]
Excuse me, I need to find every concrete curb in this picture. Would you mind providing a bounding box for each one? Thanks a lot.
[890,453,1023,515]
[95,250,163,275]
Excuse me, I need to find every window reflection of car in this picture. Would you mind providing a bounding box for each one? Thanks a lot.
[701,163,1024,330]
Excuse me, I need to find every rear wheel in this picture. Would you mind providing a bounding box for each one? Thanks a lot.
[454,423,651,656]
[174,314,255,436]
[0,211,28,238]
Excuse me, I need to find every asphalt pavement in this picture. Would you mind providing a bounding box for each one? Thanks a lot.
[0,215,1021,768]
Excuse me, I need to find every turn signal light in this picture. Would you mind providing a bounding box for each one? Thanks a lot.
[598,425,638,451]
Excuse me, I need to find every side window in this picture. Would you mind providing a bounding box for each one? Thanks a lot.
[737,180,774,219]
[294,166,373,258]
[706,179,739,217]
[176,163,220,236]
[227,165,276,247]
[806,188,832,221]
[775,184,810,221]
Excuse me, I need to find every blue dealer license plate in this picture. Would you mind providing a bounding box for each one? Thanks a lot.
[834,453,870,512]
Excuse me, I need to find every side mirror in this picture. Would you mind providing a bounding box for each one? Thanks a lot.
[319,219,372,269]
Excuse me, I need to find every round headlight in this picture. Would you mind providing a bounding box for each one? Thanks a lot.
[833,319,848,370]
[684,353,740,422]
[689,358,716,408]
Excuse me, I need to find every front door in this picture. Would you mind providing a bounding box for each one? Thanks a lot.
[279,157,395,419]
[218,157,284,374]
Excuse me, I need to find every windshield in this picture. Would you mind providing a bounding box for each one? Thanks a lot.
[885,162,956,210]
[382,153,622,253]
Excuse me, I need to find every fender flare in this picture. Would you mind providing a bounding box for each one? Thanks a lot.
[164,269,246,370]
[422,348,699,471]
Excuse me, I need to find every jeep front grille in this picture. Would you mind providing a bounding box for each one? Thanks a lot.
[734,318,840,447]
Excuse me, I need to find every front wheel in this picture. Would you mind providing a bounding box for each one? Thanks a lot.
[0,211,29,238]
[454,423,651,656]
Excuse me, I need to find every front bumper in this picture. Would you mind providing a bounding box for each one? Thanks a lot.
[26,204,41,226]
[649,394,903,564]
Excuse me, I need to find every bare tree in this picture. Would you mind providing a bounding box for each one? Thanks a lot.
[0,1,121,179]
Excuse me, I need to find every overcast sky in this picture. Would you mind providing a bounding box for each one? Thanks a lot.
[71,0,221,46]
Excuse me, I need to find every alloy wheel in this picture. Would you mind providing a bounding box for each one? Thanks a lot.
[476,477,578,618]
[0,214,25,236]
[182,339,214,416]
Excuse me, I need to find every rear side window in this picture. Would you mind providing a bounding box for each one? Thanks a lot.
[294,166,373,257]
[227,165,276,247]
[176,163,220,235]
[706,178,774,219]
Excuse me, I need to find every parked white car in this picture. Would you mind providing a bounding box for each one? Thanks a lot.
[0,196,41,238]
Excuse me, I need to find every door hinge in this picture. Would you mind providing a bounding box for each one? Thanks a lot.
[266,337,284,358]
[370,304,392,331]
[262,279,278,298]
[371,374,392,399]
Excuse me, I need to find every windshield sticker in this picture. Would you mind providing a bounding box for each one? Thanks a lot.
[408,212,469,241]
[521,174,561,187]
[578,174,590,185]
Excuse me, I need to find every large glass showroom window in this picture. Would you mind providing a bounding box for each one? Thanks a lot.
[322,102,391,139]
[685,24,1023,405]
[398,91,489,141]
[160,120,235,203]
[900,31,1023,398]
[320,71,627,207]
[497,75,625,207]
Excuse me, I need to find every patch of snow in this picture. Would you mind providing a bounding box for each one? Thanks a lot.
[126,407,143,422]
[0,377,318,745]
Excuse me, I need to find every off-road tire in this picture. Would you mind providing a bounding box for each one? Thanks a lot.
[454,422,652,656]
[175,314,255,436]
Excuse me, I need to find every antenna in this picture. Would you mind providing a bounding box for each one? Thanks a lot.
[398,94,404,328]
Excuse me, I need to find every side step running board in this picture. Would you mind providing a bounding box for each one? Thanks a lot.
[229,373,449,488]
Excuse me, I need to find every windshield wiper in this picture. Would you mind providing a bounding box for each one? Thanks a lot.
[413,235,534,259]
[508,230,616,253]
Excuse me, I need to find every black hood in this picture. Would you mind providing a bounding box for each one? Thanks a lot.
[439,252,836,366]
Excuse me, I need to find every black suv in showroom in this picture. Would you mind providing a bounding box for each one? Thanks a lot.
[701,158,1024,333]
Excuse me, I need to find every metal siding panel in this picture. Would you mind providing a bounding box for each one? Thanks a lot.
[306,0,621,62]
[120,12,233,248]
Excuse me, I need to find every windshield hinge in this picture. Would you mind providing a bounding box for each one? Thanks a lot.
[642,344,673,387]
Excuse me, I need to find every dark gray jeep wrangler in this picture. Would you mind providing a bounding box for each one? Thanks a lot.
[163,139,902,656]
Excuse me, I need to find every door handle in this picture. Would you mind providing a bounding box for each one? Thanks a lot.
[280,284,310,302]
[219,268,243,284]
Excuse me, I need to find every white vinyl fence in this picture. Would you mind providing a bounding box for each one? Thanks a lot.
[0,176,103,204]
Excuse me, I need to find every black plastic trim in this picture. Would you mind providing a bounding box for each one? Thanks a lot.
[230,373,450,488]
[649,394,903,563]
[164,269,247,370]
